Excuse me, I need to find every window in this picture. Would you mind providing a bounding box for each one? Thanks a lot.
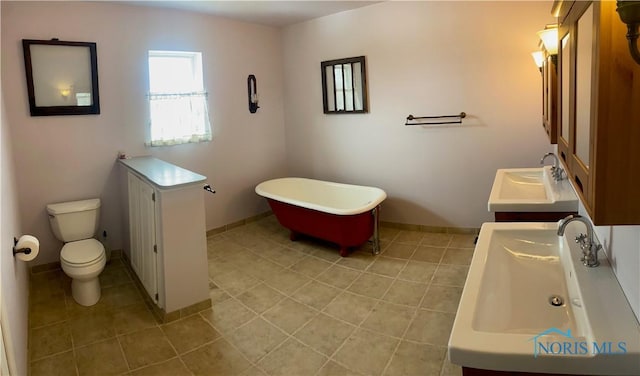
[147,50,212,146]
[321,56,368,114]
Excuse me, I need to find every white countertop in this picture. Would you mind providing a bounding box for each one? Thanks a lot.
[119,156,206,189]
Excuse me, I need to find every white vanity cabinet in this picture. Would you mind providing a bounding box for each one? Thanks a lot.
[120,156,210,319]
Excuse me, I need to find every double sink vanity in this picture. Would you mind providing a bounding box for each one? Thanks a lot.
[447,155,640,375]
[447,0,640,373]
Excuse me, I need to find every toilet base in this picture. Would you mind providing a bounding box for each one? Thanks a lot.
[71,277,101,306]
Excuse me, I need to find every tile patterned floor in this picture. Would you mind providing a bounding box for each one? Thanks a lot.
[29,216,473,375]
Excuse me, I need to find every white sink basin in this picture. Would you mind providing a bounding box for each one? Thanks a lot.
[449,222,640,375]
[472,228,579,335]
[497,169,548,200]
[488,167,578,212]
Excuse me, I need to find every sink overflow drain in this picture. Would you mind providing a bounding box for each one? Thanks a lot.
[549,295,564,306]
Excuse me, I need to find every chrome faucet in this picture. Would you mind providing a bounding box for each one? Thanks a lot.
[540,152,565,182]
[557,214,601,267]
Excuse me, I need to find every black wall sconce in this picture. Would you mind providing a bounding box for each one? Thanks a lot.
[247,74,259,113]
[617,0,640,65]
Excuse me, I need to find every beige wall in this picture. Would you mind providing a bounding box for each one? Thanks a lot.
[588,206,640,320]
[2,1,287,265]
[1,74,29,376]
[282,1,555,228]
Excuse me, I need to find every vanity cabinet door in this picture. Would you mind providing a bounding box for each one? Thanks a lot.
[556,0,640,224]
[570,2,594,201]
[127,172,159,304]
[542,55,557,144]
[557,29,571,165]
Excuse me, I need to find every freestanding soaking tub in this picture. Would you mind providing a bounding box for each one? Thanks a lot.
[255,178,387,256]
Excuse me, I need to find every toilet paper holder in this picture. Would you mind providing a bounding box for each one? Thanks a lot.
[13,237,32,257]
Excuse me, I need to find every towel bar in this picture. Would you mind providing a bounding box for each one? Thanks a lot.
[405,112,466,126]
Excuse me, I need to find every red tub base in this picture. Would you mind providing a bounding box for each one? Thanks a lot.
[268,199,380,257]
[289,230,352,257]
[339,247,350,257]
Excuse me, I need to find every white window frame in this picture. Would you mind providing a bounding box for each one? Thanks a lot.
[147,50,212,146]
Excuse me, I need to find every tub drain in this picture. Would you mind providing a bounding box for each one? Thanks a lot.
[549,295,564,307]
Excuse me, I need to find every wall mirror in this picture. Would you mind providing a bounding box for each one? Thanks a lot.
[321,56,368,114]
[22,39,100,116]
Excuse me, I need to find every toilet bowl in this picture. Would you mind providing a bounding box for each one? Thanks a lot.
[46,198,106,306]
[60,238,106,306]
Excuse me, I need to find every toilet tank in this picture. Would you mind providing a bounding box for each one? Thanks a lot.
[46,198,101,242]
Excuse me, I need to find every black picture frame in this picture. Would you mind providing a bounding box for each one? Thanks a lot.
[22,39,100,116]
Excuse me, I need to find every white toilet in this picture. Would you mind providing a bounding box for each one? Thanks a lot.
[46,198,106,306]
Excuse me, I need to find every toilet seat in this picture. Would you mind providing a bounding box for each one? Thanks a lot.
[61,239,105,266]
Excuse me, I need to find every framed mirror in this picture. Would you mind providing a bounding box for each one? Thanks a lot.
[22,39,100,116]
[321,56,368,114]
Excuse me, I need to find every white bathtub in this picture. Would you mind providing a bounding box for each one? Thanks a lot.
[255,177,387,256]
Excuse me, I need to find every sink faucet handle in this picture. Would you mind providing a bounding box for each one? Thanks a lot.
[575,233,592,252]
[575,233,588,244]
[552,166,566,182]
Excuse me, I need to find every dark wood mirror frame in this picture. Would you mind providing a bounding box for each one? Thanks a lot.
[321,56,368,114]
[22,39,100,116]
